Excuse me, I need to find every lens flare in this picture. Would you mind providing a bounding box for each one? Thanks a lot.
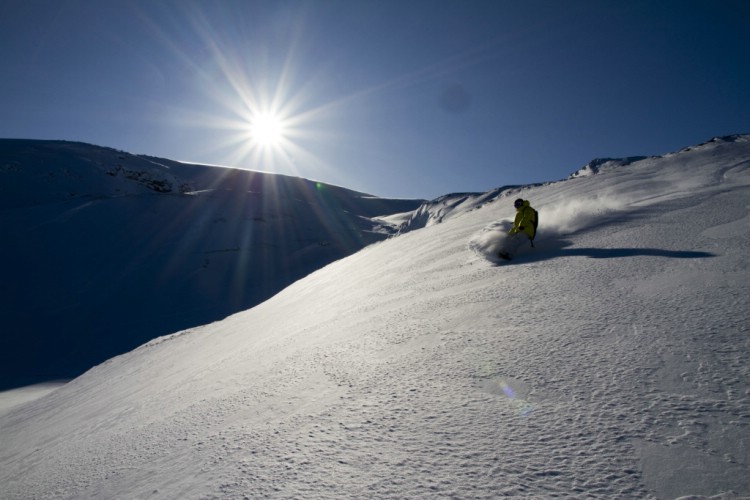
[498,379,534,417]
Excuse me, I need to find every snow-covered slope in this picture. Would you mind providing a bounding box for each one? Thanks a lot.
[396,186,522,233]
[1,135,749,499]
[569,156,650,178]
[0,140,424,388]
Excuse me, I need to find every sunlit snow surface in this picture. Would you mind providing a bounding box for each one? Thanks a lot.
[1,136,749,498]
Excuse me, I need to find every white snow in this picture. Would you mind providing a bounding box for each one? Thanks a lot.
[0,139,424,386]
[1,135,749,499]
[0,382,67,416]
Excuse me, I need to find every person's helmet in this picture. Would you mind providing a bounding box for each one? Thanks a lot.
[514,198,524,208]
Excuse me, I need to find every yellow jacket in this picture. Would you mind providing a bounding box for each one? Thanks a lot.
[509,200,537,240]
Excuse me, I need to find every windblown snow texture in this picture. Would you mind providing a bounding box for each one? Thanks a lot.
[1,135,749,499]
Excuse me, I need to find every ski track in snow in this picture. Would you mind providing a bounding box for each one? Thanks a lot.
[1,138,750,499]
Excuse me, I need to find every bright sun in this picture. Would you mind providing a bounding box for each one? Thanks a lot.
[249,112,285,147]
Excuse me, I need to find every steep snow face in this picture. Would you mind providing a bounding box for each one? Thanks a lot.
[0,140,424,388]
[1,135,749,499]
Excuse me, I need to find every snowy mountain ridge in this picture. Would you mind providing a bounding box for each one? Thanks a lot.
[397,134,750,234]
[1,134,750,499]
[569,156,650,178]
[0,139,424,388]
[395,187,520,233]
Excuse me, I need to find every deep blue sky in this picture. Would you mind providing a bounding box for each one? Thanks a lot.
[2,0,748,199]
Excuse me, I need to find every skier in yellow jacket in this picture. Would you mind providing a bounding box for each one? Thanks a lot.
[499,198,538,260]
